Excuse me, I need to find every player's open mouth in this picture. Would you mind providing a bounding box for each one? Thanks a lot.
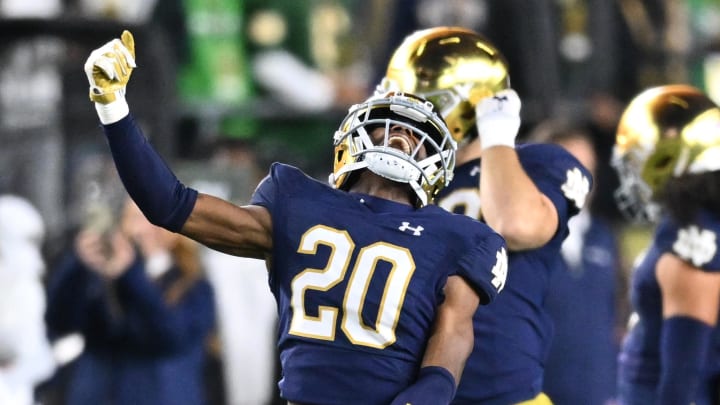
[388,135,412,155]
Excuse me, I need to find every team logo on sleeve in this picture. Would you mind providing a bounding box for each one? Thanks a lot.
[673,225,717,267]
[491,247,508,292]
[561,167,590,209]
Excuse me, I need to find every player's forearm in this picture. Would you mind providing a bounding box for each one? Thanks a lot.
[420,323,473,383]
[421,276,479,382]
[388,307,470,405]
[103,115,197,232]
[475,90,557,249]
[480,147,557,250]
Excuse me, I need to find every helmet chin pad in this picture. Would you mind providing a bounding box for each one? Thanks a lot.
[364,148,422,183]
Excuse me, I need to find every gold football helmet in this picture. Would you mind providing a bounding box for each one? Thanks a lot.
[330,92,456,207]
[380,26,510,142]
[612,84,720,222]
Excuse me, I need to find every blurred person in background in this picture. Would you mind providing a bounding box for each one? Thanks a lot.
[183,137,281,405]
[0,195,56,405]
[201,248,278,405]
[530,120,624,405]
[82,30,509,405]
[380,27,592,404]
[613,84,720,405]
[45,196,216,405]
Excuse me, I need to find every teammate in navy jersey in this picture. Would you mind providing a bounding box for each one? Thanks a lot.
[82,30,509,405]
[379,27,593,404]
[613,85,720,405]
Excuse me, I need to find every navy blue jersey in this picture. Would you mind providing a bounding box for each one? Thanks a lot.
[543,213,620,405]
[250,163,507,405]
[435,143,592,404]
[618,209,720,403]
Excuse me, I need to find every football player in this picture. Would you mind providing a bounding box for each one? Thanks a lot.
[83,30,509,405]
[379,27,593,404]
[613,85,720,405]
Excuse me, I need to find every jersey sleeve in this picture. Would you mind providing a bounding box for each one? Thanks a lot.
[656,210,720,271]
[456,228,508,305]
[249,162,291,212]
[250,163,317,211]
[518,143,593,237]
[250,173,276,210]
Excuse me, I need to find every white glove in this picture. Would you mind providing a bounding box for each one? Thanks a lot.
[83,30,136,124]
[475,89,522,150]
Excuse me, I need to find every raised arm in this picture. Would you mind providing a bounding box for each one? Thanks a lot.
[85,30,272,258]
[475,90,559,250]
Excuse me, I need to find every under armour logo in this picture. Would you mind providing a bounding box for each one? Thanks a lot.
[399,222,424,236]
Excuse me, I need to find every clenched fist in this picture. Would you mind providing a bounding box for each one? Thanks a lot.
[475,89,522,150]
[84,30,136,124]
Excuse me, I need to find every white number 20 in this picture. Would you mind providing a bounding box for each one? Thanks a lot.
[289,225,416,349]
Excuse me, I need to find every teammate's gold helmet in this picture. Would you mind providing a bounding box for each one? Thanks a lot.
[612,84,720,222]
[381,26,510,142]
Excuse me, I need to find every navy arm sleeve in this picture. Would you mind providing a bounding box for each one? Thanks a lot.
[103,115,197,232]
[657,316,713,405]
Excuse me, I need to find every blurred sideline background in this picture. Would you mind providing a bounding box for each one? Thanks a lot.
[0,0,719,404]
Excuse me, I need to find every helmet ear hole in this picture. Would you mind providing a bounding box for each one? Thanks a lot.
[451,127,463,139]
[460,106,475,120]
[653,155,673,171]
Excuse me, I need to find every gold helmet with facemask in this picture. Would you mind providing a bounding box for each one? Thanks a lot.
[330,92,456,207]
[380,26,510,143]
[612,84,720,222]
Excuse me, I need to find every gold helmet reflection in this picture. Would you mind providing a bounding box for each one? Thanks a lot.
[612,84,720,222]
[381,26,510,142]
[330,92,456,207]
